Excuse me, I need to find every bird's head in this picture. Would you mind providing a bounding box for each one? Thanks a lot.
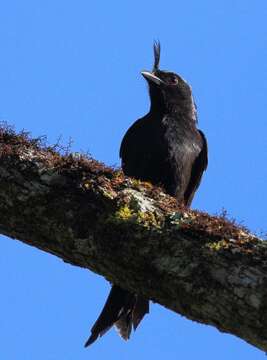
[142,42,196,121]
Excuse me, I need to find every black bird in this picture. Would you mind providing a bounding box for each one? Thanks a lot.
[85,42,208,347]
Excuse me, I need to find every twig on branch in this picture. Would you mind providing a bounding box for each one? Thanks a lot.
[0,124,266,351]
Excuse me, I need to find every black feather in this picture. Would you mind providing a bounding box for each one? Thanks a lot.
[85,43,208,347]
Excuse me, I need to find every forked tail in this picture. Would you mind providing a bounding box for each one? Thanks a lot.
[85,285,149,347]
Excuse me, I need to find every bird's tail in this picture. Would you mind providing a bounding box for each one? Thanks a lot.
[84,285,149,347]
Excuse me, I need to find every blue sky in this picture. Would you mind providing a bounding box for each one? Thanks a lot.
[0,1,266,359]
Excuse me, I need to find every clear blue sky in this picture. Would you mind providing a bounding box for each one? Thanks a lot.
[0,1,266,359]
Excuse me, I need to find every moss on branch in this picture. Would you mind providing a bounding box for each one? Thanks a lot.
[0,123,266,352]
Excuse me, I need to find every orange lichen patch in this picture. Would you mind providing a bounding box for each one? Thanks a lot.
[180,209,258,253]
[193,211,252,239]
[0,124,44,155]
[0,123,114,174]
[54,153,114,177]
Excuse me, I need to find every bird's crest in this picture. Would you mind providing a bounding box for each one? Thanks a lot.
[153,41,161,71]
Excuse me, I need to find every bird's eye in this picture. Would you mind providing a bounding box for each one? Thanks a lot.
[169,76,179,85]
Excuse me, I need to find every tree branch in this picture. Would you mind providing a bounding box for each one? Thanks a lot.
[0,125,266,351]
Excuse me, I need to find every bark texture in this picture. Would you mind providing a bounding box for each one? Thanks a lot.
[0,125,267,351]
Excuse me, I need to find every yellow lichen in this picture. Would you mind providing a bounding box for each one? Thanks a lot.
[107,205,161,230]
[131,179,142,188]
[98,186,116,200]
[131,179,153,190]
[136,210,160,228]
[207,239,230,251]
[83,180,94,189]
[115,205,133,220]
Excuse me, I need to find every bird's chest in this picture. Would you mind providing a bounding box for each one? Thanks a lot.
[161,116,201,158]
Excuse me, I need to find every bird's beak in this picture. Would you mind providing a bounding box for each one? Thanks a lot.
[141,71,164,85]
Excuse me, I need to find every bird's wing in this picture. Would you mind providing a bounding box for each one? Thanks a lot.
[119,118,151,178]
[183,130,208,207]
[119,119,141,159]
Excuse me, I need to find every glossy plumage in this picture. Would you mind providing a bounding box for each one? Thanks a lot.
[85,42,208,347]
